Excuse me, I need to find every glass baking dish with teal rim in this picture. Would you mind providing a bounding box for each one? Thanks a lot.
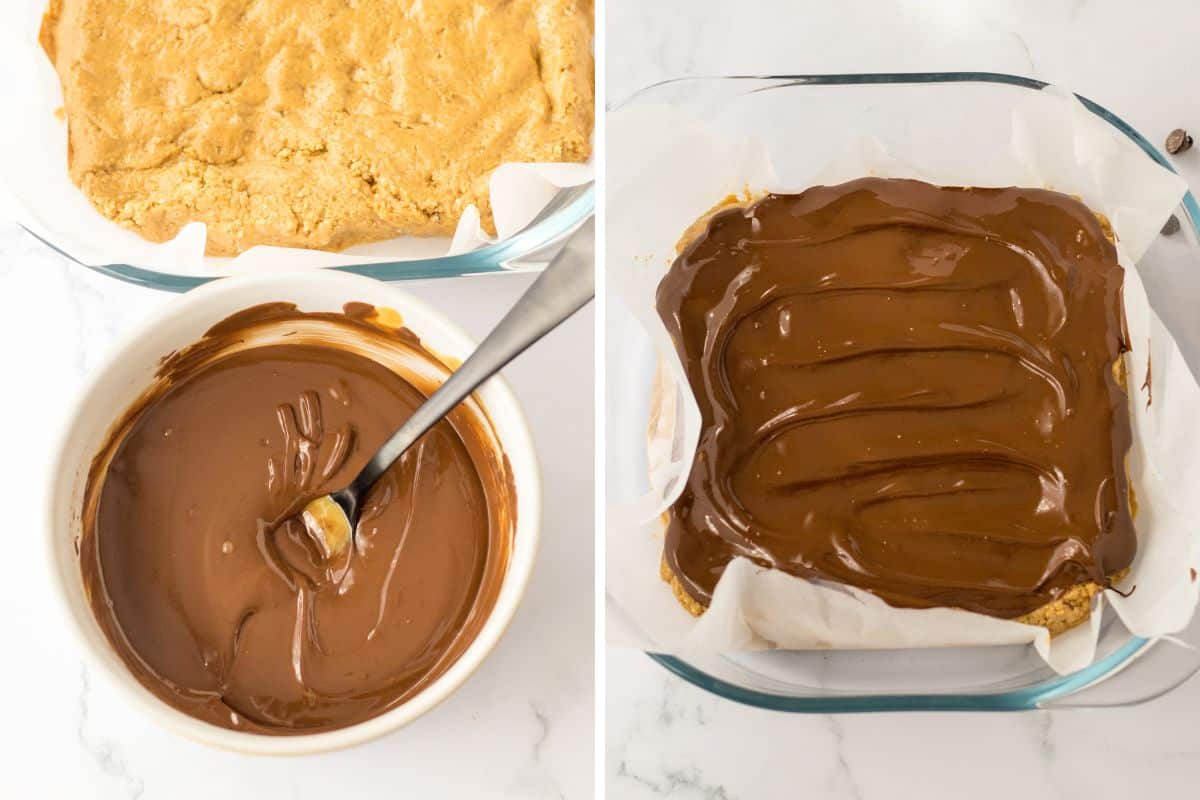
[606,72,1200,712]
[22,184,594,292]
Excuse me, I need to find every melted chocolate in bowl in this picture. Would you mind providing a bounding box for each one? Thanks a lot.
[80,304,514,734]
[657,178,1136,619]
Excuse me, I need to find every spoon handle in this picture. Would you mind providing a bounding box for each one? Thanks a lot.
[351,215,595,496]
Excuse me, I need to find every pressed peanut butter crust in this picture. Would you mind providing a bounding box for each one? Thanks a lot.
[660,555,1129,636]
[40,0,593,256]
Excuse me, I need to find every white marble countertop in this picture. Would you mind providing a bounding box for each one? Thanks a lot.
[606,1,1200,798]
[0,208,594,793]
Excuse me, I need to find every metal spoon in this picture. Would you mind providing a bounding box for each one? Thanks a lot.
[301,214,595,555]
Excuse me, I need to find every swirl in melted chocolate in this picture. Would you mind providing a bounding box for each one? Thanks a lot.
[656,178,1136,618]
[80,304,513,734]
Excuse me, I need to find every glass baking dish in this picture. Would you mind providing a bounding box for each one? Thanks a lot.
[1,0,594,292]
[606,72,1200,711]
[23,184,593,292]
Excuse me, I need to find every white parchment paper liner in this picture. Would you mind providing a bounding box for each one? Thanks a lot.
[607,87,1200,675]
[0,2,591,276]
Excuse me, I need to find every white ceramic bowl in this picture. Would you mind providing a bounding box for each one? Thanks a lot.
[44,270,542,755]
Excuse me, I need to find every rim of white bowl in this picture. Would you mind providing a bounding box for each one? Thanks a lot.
[43,270,543,755]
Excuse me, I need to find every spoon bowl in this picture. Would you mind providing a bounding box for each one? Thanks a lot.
[302,214,594,555]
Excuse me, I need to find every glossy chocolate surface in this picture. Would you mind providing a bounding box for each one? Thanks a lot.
[657,178,1135,618]
[81,304,512,733]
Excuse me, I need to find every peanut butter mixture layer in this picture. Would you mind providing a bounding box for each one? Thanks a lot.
[40,0,593,256]
[656,178,1136,621]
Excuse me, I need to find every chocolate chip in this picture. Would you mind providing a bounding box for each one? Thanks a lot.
[1166,128,1193,154]
[1162,214,1181,236]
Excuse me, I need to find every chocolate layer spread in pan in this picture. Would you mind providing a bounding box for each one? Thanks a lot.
[656,177,1135,619]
